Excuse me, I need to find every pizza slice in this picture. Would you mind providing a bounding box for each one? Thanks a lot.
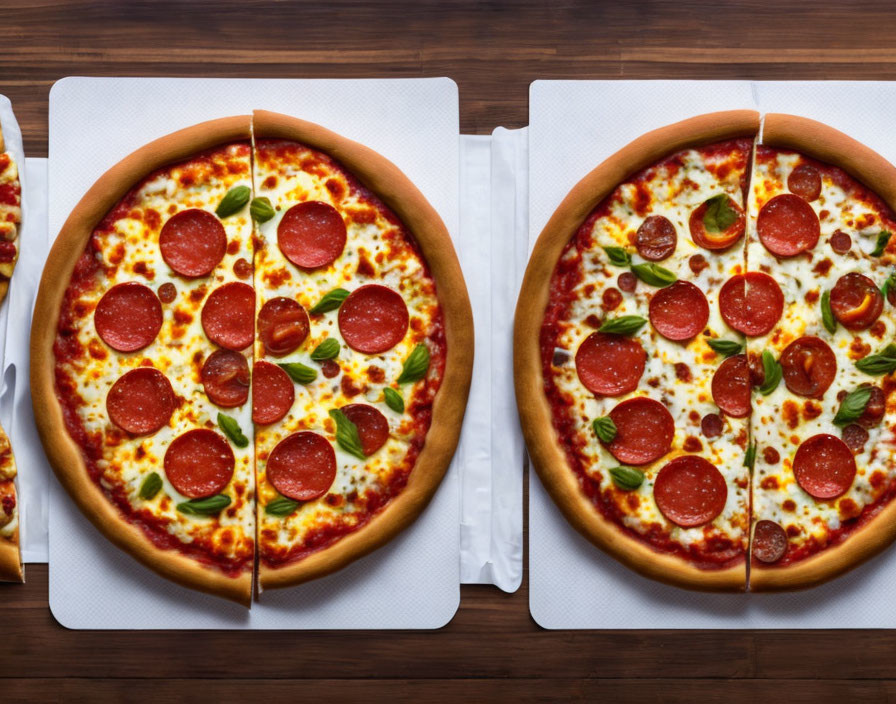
[0,421,22,582]
[0,124,20,304]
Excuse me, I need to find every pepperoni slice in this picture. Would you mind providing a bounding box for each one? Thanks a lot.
[106,367,175,435]
[787,163,822,201]
[338,285,409,354]
[780,336,837,398]
[602,397,674,466]
[201,349,250,408]
[688,195,745,250]
[830,230,852,255]
[94,282,163,352]
[711,354,751,418]
[252,361,295,425]
[842,424,869,453]
[701,413,723,438]
[635,215,677,261]
[618,272,637,292]
[159,208,227,277]
[157,282,176,303]
[858,386,886,428]
[201,282,255,351]
[164,429,234,499]
[341,404,390,455]
[793,433,857,499]
[829,272,883,330]
[575,332,646,397]
[258,297,310,357]
[266,432,337,502]
[277,201,347,269]
[718,272,784,337]
[653,455,727,528]
[648,281,709,341]
[757,193,820,257]
[752,520,788,563]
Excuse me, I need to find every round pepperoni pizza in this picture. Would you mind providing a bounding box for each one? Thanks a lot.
[515,111,896,591]
[31,112,472,605]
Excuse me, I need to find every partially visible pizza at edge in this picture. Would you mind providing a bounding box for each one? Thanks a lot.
[30,112,473,605]
[515,111,896,591]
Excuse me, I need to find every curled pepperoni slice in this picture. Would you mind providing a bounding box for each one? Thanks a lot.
[106,367,175,435]
[688,195,745,250]
[829,272,883,331]
[858,386,886,428]
[635,215,677,261]
[602,397,674,466]
[757,193,820,257]
[201,349,250,408]
[780,336,837,399]
[159,208,227,277]
[711,354,751,418]
[201,282,255,351]
[252,361,295,425]
[718,272,784,337]
[258,297,310,357]
[266,432,337,502]
[277,201,347,269]
[338,285,409,354]
[94,282,163,352]
[793,433,857,499]
[787,163,822,201]
[653,455,727,528]
[341,404,390,455]
[752,520,788,563]
[164,429,234,499]
[648,281,709,341]
[574,333,646,397]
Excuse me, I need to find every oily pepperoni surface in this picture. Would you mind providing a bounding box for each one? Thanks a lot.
[757,193,820,257]
[648,280,709,341]
[257,297,310,357]
[266,431,337,502]
[752,520,788,563]
[341,404,390,456]
[793,433,857,499]
[688,196,746,250]
[829,272,883,330]
[277,201,347,269]
[653,455,727,528]
[787,163,822,201]
[635,215,677,261]
[618,272,637,293]
[718,272,784,337]
[338,284,409,354]
[780,336,837,398]
[252,361,295,425]
[94,282,163,352]
[106,367,175,435]
[164,429,234,499]
[201,349,250,408]
[159,208,227,277]
[711,354,751,418]
[574,332,646,397]
[602,397,674,466]
[157,282,176,304]
[201,282,255,351]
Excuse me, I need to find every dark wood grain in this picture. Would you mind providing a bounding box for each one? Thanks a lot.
[5,1,896,701]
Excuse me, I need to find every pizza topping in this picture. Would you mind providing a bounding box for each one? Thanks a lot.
[833,386,873,427]
[252,361,295,425]
[648,280,709,341]
[706,338,743,357]
[793,433,857,499]
[855,343,896,375]
[249,196,275,224]
[278,201,347,269]
[757,193,820,257]
[787,164,822,201]
[630,262,676,287]
[338,284,409,354]
[608,466,645,491]
[603,246,631,267]
[575,332,646,397]
[752,520,788,563]
[830,230,852,254]
[857,386,886,428]
[164,428,235,499]
[94,282,163,352]
[829,273,883,330]
[718,272,784,337]
[689,194,745,250]
[176,494,232,517]
[592,415,617,444]
[106,367,175,435]
[635,215,677,261]
[138,472,163,501]
[217,413,249,448]
[601,288,622,311]
[309,287,350,314]
[397,343,432,385]
[842,424,869,453]
[821,290,837,335]
[617,272,637,292]
[653,455,727,528]
[278,362,318,385]
[711,354,751,418]
[258,297,310,357]
[157,282,177,303]
[201,350,250,408]
[758,350,782,395]
[598,315,647,336]
[340,404,390,456]
[321,359,341,378]
[264,497,299,517]
[311,338,340,361]
[383,387,405,413]
[780,336,837,398]
[688,253,708,275]
[871,230,892,257]
[601,397,674,466]
[701,413,723,438]
[233,258,252,279]
[266,431,337,502]
[201,282,255,351]
[215,185,251,218]
[159,209,227,277]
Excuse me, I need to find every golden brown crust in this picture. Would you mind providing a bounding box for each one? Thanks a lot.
[0,535,23,582]
[253,110,473,591]
[30,116,254,607]
[515,110,760,592]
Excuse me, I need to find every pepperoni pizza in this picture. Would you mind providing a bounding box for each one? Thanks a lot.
[31,112,472,605]
[516,111,896,591]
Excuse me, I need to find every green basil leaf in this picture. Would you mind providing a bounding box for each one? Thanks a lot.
[329,409,367,460]
[759,350,782,395]
[217,413,248,448]
[881,270,896,299]
[383,387,405,414]
[397,344,430,385]
[592,416,617,444]
[743,443,757,470]
[598,315,647,336]
[603,246,632,268]
[265,497,300,517]
[609,466,644,491]
[833,386,873,427]
[707,338,743,357]
[215,185,251,218]
[856,344,896,375]
[177,494,232,517]
[278,362,317,385]
[249,196,275,224]
[630,262,676,287]
[821,289,837,335]
[139,472,162,501]
[872,230,892,257]
[309,288,350,314]
[310,338,340,361]
[702,193,738,233]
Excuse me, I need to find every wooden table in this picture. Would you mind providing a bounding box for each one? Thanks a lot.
[6,1,896,700]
